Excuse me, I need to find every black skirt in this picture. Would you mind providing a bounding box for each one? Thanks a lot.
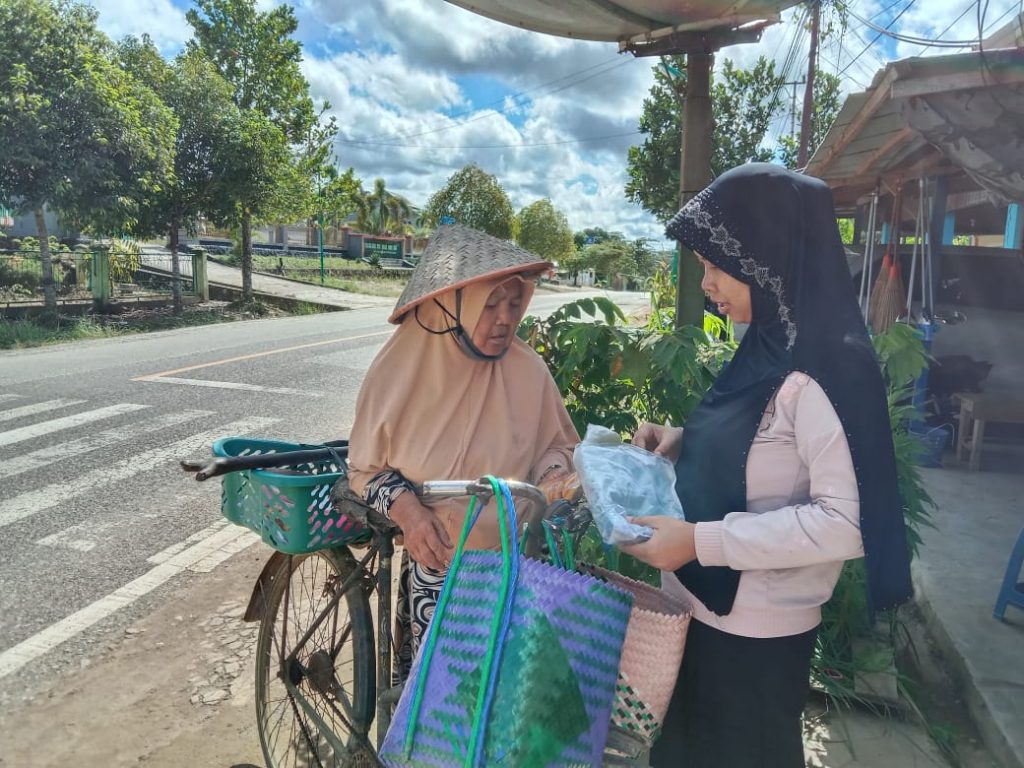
[650,620,819,768]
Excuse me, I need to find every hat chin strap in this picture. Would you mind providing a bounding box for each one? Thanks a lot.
[414,291,508,361]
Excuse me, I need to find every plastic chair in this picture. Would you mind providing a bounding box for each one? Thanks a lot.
[993,527,1024,620]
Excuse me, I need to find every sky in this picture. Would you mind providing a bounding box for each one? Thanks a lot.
[87,0,1023,244]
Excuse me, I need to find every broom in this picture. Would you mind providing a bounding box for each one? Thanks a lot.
[868,251,891,326]
[872,259,907,334]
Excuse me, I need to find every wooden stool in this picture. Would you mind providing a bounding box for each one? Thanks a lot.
[954,392,1024,471]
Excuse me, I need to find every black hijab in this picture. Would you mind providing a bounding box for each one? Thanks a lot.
[666,163,912,619]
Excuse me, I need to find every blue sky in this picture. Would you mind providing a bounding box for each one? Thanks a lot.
[88,0,1023,242]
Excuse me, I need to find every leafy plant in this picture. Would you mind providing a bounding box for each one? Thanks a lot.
[521,296,732,436]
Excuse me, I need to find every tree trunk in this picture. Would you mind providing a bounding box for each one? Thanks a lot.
[241,210,253,302]
[798,0,821,168]
[34,208,57,310]
[169,221,182,316]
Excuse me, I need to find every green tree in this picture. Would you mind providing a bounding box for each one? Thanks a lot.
[356,178,413,236]
[585,240,634,283]
[0,0,176,309]
[515,199,575,264]
[118,37,241,313]
[186,0,319,300]
[778,70,843,170]
[573,227,623,250]
[625,55,786,224]
[421,164,515,239]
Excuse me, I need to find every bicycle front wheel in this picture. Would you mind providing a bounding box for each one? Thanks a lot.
[255,548,376,768]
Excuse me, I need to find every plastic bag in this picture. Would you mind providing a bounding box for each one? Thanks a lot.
[573,424,685,546]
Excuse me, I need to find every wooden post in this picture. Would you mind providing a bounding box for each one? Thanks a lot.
[91,245,111,309]
[192,248,209,301]
[676,51,714,329]
[798,0,820,168]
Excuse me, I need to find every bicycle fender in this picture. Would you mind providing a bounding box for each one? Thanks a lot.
[243,551,290,623]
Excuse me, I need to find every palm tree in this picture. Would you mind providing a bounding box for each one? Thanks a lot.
[355,178,413,236]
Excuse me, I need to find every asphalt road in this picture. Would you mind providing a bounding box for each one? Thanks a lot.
[0,288,648,708]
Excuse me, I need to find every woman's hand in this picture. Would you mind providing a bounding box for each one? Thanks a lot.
[389,493,454,571]
[632,423,684,462]
[620,517,697,571]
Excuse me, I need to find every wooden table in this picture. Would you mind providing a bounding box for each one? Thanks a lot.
[955,392,1024,471]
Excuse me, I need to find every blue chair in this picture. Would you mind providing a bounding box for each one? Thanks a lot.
[994,527,1024,620]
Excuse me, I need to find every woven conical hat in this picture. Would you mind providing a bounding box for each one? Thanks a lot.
[388,224,551,324]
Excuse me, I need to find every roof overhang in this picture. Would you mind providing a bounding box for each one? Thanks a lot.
[806,45,1024,208]
[441,1,799,46]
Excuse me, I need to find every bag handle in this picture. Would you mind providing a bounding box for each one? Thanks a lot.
[403,476,520,768]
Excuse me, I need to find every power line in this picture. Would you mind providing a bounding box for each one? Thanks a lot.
[848,7,981,45]
[840,0,919,76]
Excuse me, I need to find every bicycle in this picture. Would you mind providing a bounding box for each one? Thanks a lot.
[182,437,652,768]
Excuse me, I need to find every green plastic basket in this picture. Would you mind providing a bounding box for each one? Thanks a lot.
[214,437,369,555]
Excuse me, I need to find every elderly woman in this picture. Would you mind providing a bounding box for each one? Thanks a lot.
[627,164,913,768]
[346,224,579,680]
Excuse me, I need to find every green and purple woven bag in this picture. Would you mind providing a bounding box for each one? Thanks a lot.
[380,477,633,768]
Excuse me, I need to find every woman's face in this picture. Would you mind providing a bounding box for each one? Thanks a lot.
[698,253,753,323]
[470,279,525,356]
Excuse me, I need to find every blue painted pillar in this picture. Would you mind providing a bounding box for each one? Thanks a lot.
[1005,203,1022,249]
[942,212,955,244]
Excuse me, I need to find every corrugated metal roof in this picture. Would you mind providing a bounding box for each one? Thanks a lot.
[441,0,800,43]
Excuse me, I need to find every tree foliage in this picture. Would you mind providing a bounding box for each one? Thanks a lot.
[421,164,515,239]
[186,0,321,299]
[515,199,574,263]
[0,0,175,308]
[626,55,786,223]
[356,178,413,236]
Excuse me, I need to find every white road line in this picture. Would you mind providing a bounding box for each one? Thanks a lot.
[0,417,277,529]
[139,376,323,397]
[0,523,260,679]
[0,410,212,479]
[36,510,161,553]
[0,394,21,404]
[0,403,150,449]
[0,399,85,424]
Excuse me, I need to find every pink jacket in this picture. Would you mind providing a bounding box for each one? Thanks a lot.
[663,371,864,638]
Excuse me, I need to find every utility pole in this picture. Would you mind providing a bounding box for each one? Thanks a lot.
[782,77,806,138]
[798,0,821,168]
[626,24,768,328]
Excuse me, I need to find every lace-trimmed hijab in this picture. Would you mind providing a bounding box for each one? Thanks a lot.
[666,163,912,618]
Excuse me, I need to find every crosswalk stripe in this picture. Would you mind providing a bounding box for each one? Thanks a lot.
[143,376,323,397]
[0,394,21,404]
[0,410,212,479]
[0,523,260,679]
[0,416,277,529]
[0,403,150,449]
[0,399,85,424]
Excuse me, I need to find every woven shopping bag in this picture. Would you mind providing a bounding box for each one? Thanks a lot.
[380,477,633,768]
[582,565,692,743]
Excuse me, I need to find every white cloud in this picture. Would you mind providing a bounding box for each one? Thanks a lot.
[88,0,190,53]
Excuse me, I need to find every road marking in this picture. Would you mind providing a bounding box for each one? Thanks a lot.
[0,403,150,449]
[141,376,323,397]
[131,329,392,381]
[0,417,277,529]
[0,522,259,679]
[0,399,86,424]
[0,394,21,404]
[0,410,211,479]
[35,511,161,553]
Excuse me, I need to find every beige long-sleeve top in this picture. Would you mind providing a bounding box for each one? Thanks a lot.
[663,371,865,638]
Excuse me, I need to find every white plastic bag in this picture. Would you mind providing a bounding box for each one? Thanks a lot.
[573,424,685,546]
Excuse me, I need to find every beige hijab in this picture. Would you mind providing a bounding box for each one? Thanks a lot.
[348,273,579,549]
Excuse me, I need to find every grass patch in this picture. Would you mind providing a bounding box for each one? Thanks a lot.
[0,300,330,350]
